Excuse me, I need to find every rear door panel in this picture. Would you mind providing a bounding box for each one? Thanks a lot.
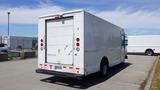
[46,17,74,65]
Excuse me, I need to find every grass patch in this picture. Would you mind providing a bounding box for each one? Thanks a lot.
[151,56,160,90]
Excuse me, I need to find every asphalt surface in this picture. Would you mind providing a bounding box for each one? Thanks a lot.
[0,55,156,90]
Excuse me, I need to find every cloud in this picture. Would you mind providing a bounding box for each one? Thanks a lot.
[125,28,160,35]
[0,3,65,24]
[0,3,160,29]
[55,0,108,5]
[125,0,160,4]
[54,0,160,5]
[92,7,160,29]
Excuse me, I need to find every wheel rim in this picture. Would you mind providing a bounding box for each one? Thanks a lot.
[146,51,152,56]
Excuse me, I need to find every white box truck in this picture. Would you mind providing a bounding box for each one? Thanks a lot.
[36,9,127,78]
[127,35,160,56]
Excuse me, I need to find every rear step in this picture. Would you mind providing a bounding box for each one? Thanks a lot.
[36,69,83,78]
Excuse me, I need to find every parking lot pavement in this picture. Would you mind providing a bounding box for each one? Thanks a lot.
[0,55,156,90]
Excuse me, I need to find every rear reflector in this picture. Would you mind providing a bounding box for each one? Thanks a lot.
[49,65,53,69]
[75,68,80,70]
[39,64,43,68]
[63,66,67,68]
[69,67,73,69]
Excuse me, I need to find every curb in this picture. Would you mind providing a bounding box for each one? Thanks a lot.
[144,56,160,90]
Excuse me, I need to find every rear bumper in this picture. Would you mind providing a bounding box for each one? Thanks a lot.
[36,69,84,78]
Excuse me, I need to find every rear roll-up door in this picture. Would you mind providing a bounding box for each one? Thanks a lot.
[45,16,74,65]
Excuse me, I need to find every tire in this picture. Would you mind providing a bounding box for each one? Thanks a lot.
[100,61,108,77]
[145,49,154,56]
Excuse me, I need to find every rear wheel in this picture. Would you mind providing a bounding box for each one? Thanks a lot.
[100,61,108,77]
[145,49,154,56]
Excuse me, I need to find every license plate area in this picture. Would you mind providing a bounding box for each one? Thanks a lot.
[54,66,62,70]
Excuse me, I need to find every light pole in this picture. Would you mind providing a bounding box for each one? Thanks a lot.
[7,12,10,36]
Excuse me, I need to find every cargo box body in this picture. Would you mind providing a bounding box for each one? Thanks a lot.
[37,9,127,77]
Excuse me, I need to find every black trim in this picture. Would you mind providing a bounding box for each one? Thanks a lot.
[125,55,128,59]
[46,16,73,22]
[45,20,47,63]
[36,69,84,78]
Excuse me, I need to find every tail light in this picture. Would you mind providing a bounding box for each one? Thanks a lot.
[76,37,80,51]
[76,43,80,46]
[76,38,80,42]
[41,43,43,46]
[40,38,44,50]
[40,39,43,42]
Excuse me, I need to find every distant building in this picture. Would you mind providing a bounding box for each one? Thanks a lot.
[0,36,37,50]
[0,36,2,44]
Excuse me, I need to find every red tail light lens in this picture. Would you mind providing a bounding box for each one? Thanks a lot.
[76,38,80,42]
[41,43,43,46]
[76,43,80,46]
[40,39,43,42]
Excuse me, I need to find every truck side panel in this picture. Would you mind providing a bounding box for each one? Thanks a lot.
[84,12,123,75]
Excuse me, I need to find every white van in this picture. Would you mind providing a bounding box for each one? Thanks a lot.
[36,9,127,78]
[127,35,160,56]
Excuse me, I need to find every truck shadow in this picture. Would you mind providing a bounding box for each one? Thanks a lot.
[40,62,131,89]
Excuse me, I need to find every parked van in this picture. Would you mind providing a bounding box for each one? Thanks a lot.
[36,9,127,78]
[127,35,160,56]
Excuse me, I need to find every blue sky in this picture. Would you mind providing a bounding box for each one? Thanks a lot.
[0,0,160,36]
